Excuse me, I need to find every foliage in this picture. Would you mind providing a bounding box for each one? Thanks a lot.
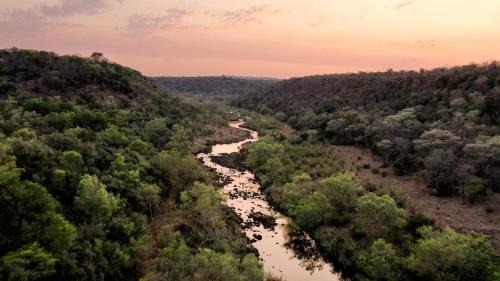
[75,174,120,223]
[356,239,403,281]
[0,49,262,281]
[0,243,57,281]
[154,149,204,197]
[290,191,332,230]
[319,171,362,214]
[355,193,406,240]
[153,76,276,101]
[424,149,460,196]
[406,227,500,281]
[244,133,500,281]
[236,63,500,192]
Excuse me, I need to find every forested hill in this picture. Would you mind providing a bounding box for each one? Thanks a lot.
[152,76,277,98]
[236,64,500,119]
[0,49,262,281]
[0,49,161,101]
[235,63,500,198]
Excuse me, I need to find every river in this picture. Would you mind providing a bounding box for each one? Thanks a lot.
[197,119,341,281]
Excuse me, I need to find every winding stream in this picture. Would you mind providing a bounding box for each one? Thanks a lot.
[197,120,341,281]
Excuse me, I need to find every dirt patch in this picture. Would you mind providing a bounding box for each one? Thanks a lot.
[334,145,500,250]
[193,126,250,153]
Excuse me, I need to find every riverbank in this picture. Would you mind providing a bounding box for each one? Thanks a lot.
[197,120,341,281]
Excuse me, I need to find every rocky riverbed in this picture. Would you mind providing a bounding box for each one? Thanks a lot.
[197,120,340,281]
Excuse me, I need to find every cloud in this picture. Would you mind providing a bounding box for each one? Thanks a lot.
[223,5,279,25]
[0,5,89,40]
[126,9,191,35]
[413,40,437,48]
[390,40,437,48]
[40,0,113,16]
[394,1,413,10]
[0,9,48,38]
[309,16,327,27]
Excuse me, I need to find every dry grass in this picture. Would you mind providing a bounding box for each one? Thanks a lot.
[334,145,500,250]
[193,125,250,153]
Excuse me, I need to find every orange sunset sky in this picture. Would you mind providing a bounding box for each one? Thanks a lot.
[1,0,500,78]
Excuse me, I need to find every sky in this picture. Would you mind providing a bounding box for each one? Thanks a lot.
[1,0,500,78]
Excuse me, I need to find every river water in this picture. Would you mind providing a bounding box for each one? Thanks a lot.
[197,120,341,281]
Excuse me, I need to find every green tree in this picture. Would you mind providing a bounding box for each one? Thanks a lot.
[357,239,403,281]
[0,165,76,256]
[61,150,84,172]
[180,182,233,250]
[192,249,242,281]
[0,243,57,281]
[143,117,169,146]
[290,191,332,231]
[168,124,190,153]
[154,150,203,199]
[424,149,460,196]
[413,129,462,154]
[282,173,314,208]
[246,137,284,174]
[240,254,264,281]
[465,135,500,192]
[356,193,406,240]
[137,183,161,220]
[74,174,119,223]
[319,171,362,214]
[407,226,500,281]
[96,126,129,147]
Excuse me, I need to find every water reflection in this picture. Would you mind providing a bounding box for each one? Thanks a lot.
[197,120,341,281]
[284,227,326,272]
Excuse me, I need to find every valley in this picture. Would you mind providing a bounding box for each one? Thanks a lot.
[0,49,498,281]
[198,120,340,281]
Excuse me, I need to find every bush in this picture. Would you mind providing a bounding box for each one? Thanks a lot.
[465,177,486,204]
[424,149,460,196]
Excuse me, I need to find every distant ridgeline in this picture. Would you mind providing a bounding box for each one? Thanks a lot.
[152,76,278,99]
[235,64,500,197]
[0,49,263,281]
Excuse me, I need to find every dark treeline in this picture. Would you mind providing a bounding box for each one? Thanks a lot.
[152,76,277,101]
[235,64,500,200]
[0,49,263,281]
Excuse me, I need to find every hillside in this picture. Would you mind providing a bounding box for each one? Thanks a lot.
[0,49,261,281]
[152,76,277,100]
[0,49,160,101]
[236,63,500,199]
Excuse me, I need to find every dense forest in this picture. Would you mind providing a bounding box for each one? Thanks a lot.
[152,76,277,101]
[242,115,500,281]
[235,64,500,200]
[233,65,500,280]
[0,49,263,281]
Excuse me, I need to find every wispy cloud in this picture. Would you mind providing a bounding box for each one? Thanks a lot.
[41,0,111,16]
[126,9,191,35]
[223,5,279,25]
[0,9,47,37]
[414,39,437,48]
[309,16,327,27]
[394,1,413,10]
[390,39,437,48]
